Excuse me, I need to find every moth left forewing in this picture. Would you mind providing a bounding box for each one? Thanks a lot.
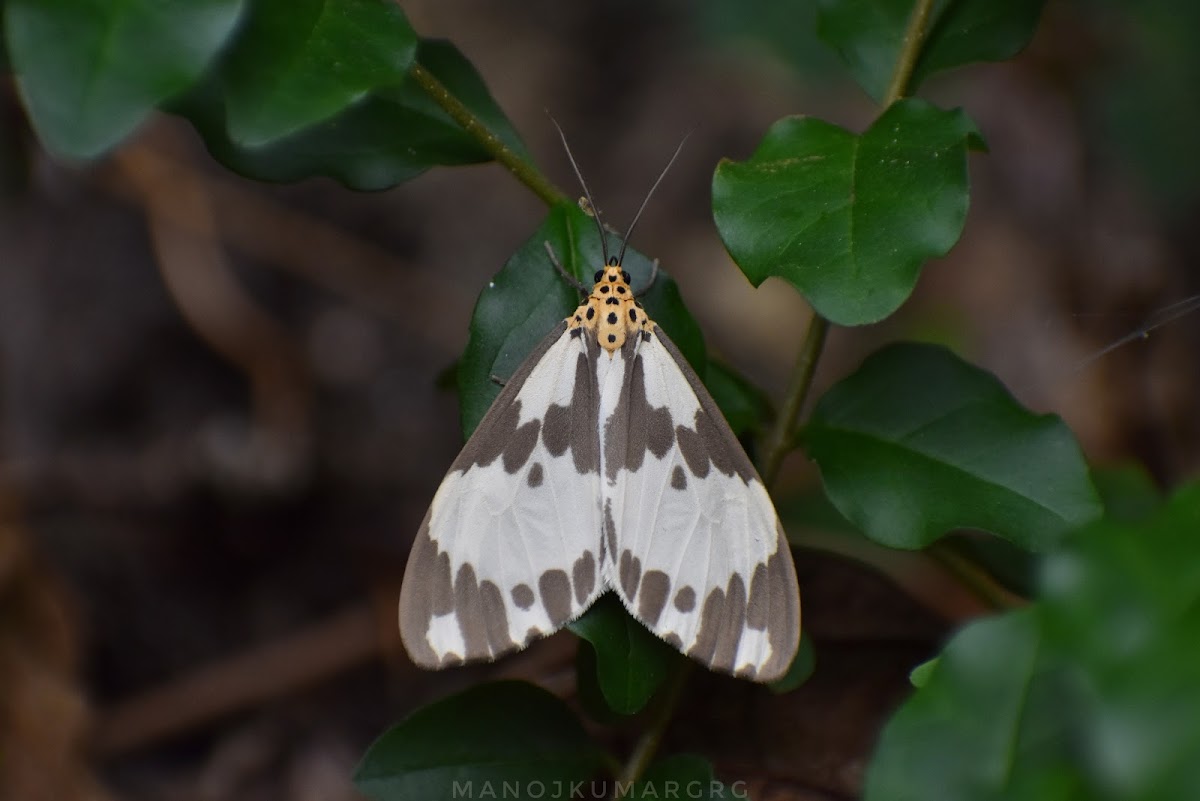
[604,325,800,683]
[400,323,605,669]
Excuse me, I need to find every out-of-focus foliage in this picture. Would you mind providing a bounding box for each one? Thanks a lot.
[865,483,1200,801]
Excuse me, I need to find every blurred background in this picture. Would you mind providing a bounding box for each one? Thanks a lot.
[2,0,1198,799]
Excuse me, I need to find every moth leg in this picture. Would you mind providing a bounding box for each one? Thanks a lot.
[543,242,589,296]
[489,374,507,388]
[634,258,660,298]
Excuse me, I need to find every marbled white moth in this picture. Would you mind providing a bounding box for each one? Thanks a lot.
[399,129,801,682]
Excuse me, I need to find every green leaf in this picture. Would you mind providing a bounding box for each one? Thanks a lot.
[864,608,1066,801]
[866,482,1200,801]
[569,593,678,715]
[816,0,1046,103]
[458,203,706,438]
[704,359,773,440]
[4,0,243,158]
[1092,463,1163,523]
[1038,484,1200,800]
[626,755,734,801]
[907,656,938,688]
[942,533,1038,597]
[712,99,983,326]
[219,0,416,146]
[354,681,609,801]
[768,630,816,693]
[178,38,526,190]
[805,343,1101,550]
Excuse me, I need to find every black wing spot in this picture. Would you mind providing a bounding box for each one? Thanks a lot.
[629,309,637,321]
[586,307,595,320]
[608,272,618,282]
[617,286,627,294]
[593,269,604,282]
[599,285,610,294]
[606,297,618,305]
[607,312,618,324]
[607,334,617,343]
[574,314,581,322]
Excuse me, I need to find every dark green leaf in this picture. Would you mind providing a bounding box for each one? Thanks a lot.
[220,0,416,146]
[458,203,706,438]
[178,38,525,190]
[805,343,1101,550]
[569,593,678,715]
[942,533,1038,597]
[914,0,1046,87]
[4,0,243,158]
[864,608,1068,801]
[1092,463,1163,523]
[704,359,773,440]
[866,482,1200,801]
[816,0,1045,103]
[626,755,734,801]
[713,99,982,326]
[768,630,816,693]
[354,681,609,801]
[1038,484,1200,800]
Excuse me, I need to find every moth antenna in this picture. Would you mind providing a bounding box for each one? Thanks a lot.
[1075,292,1200,372]
[617,132,691,268]
[549,115,611,268]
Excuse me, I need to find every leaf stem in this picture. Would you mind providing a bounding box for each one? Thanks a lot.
[761,313,829,487]
[926,541,1025,611]
[614,661,692,794]
[409,62,568,208]
[883,0,937,105]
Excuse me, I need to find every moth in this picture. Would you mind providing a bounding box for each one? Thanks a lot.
[399,130,801,682]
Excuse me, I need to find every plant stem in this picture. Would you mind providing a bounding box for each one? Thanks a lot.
[614,662,693,794]
[883,0,937,106]
[762,0,935,487]
[409,63,568,208]
[761,313,829,486]
[927,542,1024,611]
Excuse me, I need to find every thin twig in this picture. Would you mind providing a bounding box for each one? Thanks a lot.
[926,542,1024,611]
[614,662,693,796]
[409,63,567,208]
[761,314,829,486]
[883,0,937,106]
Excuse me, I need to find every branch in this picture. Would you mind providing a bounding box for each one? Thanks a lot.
[409,63,568,208]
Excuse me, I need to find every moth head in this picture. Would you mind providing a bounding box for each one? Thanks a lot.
[593,264,632,292]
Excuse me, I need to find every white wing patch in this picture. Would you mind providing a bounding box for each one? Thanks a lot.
[600,328,799,682]
[400,322,604,667]
[400,265,801,682]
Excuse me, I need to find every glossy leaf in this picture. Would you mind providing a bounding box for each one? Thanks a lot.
[713,99,983,325]
[626,755,734,801]
[220,0,416,146]
[354,681,608,801]
[458,203,706,438]
[817,0,1046,103]
[4,0,243,158]
[805,343,1101,550]
[179,38,526,190]
[569,593,678,715]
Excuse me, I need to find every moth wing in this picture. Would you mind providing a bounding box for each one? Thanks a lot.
[603,328,800,682]
[400,322,605,668]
